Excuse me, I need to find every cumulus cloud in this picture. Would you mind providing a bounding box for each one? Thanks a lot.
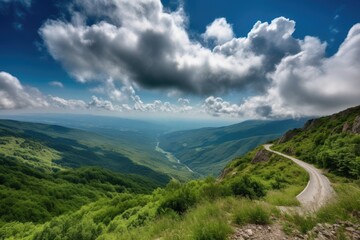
[49,96,86,109]
[88,96,116,111]
[205,24,360,118]
[36,0,360,118]
[0,71,48,109]
[202,18,234,44]
[39,0,300,95]
[49,81,64,88]
[203,96,241,117]
[241,24,360,117]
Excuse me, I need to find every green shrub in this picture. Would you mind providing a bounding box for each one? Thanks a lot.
[158,186,197,215]
[233,203,271,225]
[285,214,316,234]
[230,175,266,199]
[192,220,232,240]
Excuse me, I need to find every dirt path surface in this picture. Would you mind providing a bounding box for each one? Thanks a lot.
[264,144,334,211]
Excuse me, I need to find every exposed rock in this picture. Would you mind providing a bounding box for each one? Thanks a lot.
[352,115,360,134]
[218,167,233,181]
[251,149,272,163]
[230,221,360,240]
[303,119,320,130]
[305,221,360,240]
[278,129,300,144]
[245,229,253,236]
[342,122,352,133]
[230,223,288,240]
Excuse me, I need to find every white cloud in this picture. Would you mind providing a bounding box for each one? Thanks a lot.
[49,81,64,88]
[49,96,86,109]
[202,18,234,44]
[32,0,360,118]
[203,96,241,117]
[0,71,48,109]
[39,1,298,95]
[207,24,360,118]
[88,96,116,111]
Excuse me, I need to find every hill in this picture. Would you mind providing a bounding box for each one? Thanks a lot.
[0,119,196,182]
[273,105,360,178]
[1,107,360,239]
[159,118,308,175]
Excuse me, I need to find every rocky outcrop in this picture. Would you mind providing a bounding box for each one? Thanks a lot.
[303,119,320,130]
[342,115,360,134]
[251,149,272,163]
[342,122,351,132]
[352,115,360,134]
[230,221,360,240]
[218,167,233,181]
[305,221,360,240]
[278,129,299,144]
[230,224,287,240]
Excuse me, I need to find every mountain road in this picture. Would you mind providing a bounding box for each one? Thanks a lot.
[264,144,334,211]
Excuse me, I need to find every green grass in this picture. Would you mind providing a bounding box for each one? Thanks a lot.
[273,105,360,179]
[265,185,303,206]
[233,201,272,225]
[316,183,360,223]
[223,146,308,207]
[0,136,62,172]
[281,182,360,236]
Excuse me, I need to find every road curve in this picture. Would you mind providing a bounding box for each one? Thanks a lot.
[264,144,334,211]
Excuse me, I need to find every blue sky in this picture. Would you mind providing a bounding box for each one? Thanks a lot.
[0,0,360,120]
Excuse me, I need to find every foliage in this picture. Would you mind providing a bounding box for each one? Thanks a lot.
[158,183,198,214]
[233,201,272,225]
[230,175,266,199]
[274,106,360,178]
[0,151,160,225]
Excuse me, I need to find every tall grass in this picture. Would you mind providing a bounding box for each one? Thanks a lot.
[232,200,273,225]
[283,183,360,235]
[316,184,360,223]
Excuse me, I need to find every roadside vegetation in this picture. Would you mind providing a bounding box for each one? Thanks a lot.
[273,106,360,179]
[1,107,360,239]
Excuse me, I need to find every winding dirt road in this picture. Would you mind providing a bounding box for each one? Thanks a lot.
[264,144,334,211]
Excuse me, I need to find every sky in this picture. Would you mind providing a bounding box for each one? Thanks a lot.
[0,0,360,120]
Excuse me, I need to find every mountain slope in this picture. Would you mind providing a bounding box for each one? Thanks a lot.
[159,118,308,175]
[0,120,183,183]
[0,142,162,225]
[273,105,360,178]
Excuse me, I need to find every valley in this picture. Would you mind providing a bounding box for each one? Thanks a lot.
[0,106,360,239]
[1,0,359,239]
[155,141,196,174]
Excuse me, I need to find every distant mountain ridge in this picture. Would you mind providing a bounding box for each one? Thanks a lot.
[159,118,309,176]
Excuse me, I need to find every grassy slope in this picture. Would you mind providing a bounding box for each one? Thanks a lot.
[0,120,195,181]
[159,119,308,176]
[0,145,309,239]
[273,105,360,179]
[2,107,360,239]
[0,143,161,226]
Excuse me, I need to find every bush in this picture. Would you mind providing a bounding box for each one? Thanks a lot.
[230,175,266,199]
[192,220,232,240]
[189,202,232,240]
[233,203,271,225]
[158,186,197,215]
[285,214,316,234]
